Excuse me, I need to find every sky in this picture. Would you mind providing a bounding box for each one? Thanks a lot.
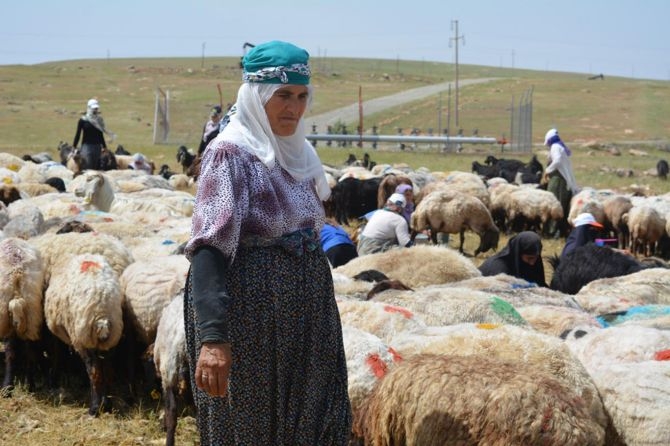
[2,0,669,81]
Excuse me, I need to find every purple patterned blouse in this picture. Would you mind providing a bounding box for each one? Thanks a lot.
[185,141,325,263]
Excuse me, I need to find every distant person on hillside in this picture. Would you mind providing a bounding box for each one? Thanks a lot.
[320,217,358,267]
[198,105,224,155]
[542,128,578,237]
[72,98,115,170]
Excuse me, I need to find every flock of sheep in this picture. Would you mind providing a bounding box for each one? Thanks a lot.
[1,149,670,445]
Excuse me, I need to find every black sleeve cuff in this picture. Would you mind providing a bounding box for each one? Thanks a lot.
[191,246,233,344]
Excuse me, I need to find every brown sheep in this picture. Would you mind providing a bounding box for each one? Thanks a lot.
[0,185,21,206]
[602,195,633,249]
[354,354,606,446]
[376,174,412,209]
[410,189,499,256]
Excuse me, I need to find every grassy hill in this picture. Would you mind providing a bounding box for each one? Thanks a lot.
[1,56,670,193]
[2,56,669,150]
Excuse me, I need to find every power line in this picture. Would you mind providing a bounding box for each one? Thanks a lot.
[449,20,465,128]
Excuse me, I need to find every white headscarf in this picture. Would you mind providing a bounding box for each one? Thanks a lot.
[83,100,116,141]
[219,83,330,200]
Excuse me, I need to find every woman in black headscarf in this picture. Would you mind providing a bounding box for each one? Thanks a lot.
[478,231,547,287]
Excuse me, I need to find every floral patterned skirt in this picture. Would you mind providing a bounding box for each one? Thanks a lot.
[184,244,352,446]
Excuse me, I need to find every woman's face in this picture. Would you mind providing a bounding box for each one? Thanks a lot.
[520,254,539,265]
[264,85,309,136]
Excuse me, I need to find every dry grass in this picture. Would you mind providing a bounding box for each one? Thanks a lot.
[0,384,199,445]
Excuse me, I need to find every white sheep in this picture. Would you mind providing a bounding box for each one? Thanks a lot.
[0,238,45,342]
[4,201,45,239]
[74,171,194,217]
[44,253,124,415]
[337,299,426,344]
[7,190,85,221]
[516,304,602,337]
[369,286,528,327]
[418,171,490,207]
[574,267,670,314]
[121,255,190,346]
[445,272,583,309]
[0,152,26,171]
[504,186,564,234]
[410,189,499,255]
[0,238,45,391]
[334,245,481,288]
[341,325,400,418]
[568,187,606,225]
[565,325,670,445]
[588,361,670,446]
[30,231,135,284]
[623,205,666,256]
[153,294,190,446]
[565,325,670,370]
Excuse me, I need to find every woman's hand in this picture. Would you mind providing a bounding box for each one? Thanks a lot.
[195,342,232,397]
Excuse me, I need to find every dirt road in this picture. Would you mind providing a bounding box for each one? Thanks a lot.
[305,78,497,131]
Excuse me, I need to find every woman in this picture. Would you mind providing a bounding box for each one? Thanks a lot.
[357,193,412,256]
[320,217,358,268]
[478,231,547,287]
[560,212,604,260]
[543,128,578,237]
[395,183,414,223]
[198,105,224,155]
[184,41,352,445]
[72,98,115,170]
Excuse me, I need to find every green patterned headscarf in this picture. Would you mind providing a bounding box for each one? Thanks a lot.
[242,40,311,85]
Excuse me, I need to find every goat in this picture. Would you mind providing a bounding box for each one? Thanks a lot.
[159,164,178,180]
[176,146,196,173]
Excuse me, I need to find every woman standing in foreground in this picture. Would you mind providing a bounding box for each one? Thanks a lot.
[184,40,352,445]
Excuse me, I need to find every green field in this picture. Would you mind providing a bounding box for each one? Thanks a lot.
[1,57,668,166]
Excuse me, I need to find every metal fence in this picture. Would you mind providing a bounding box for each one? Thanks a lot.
[509,87,534,152]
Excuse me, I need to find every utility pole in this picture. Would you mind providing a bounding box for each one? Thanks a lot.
[201,42,206,69]
[449,20,465,128]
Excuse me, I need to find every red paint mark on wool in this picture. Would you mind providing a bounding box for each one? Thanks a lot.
[540,406,553,433]
[80,260,101,273]
[655,349,670,361]
[383,305,413,319]
[69,204,80,214]
[366,353,388,378]
[387,347,403,363]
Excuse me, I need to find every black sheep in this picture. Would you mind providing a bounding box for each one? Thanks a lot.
[115,145,131,155]
[657,159,669,180]
[159,164,177,180]
[471,160,500,179]
[45,177,66,192]
[549,243,645,295]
